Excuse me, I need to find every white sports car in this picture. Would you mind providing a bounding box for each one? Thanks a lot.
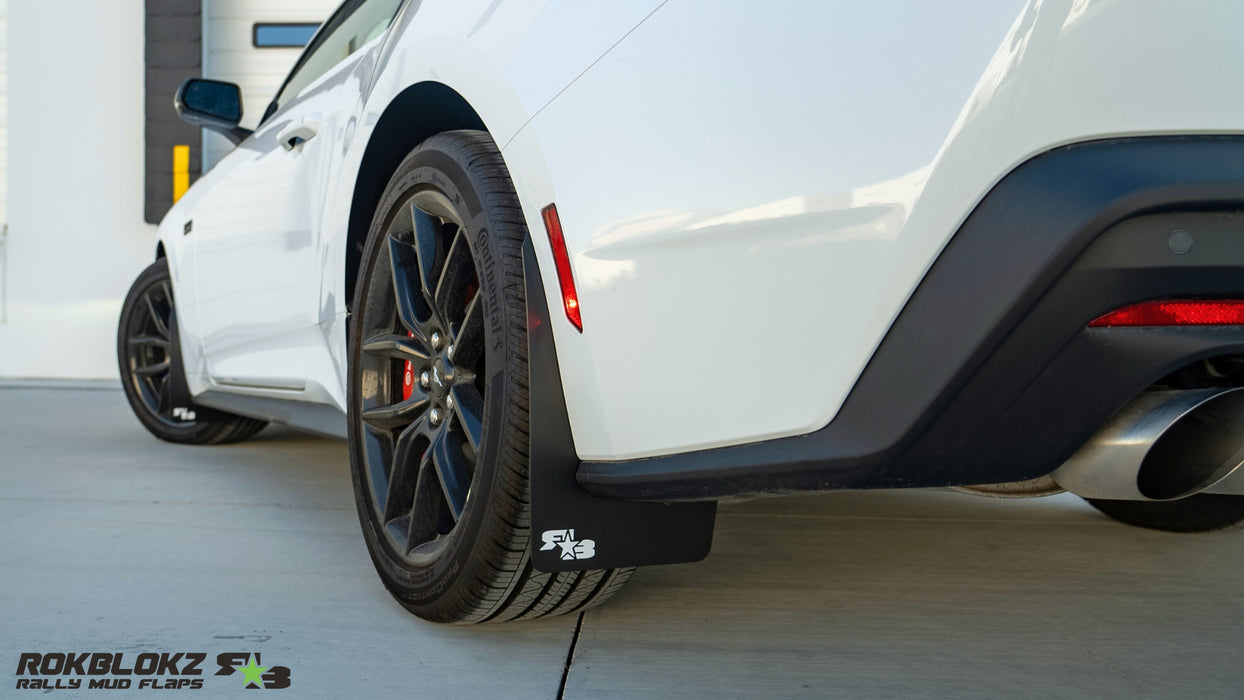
[119,0,1244,623]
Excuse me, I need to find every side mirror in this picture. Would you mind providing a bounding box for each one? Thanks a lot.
[174,78,253,145]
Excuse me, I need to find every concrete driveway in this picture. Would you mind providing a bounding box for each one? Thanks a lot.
[2,384,1242,698]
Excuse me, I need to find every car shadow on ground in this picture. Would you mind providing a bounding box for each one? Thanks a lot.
[569,490,1244,698]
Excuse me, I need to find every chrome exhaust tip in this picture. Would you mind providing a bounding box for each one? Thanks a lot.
[1053,388,1244,501]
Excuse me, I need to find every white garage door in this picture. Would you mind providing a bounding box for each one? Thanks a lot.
[1,0,8,321]
[0,0,8,228]
[203,0,341,170]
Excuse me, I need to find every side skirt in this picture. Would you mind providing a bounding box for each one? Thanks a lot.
[193,389,348,440]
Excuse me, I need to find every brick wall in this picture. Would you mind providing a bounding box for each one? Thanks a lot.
[144,0,202,224]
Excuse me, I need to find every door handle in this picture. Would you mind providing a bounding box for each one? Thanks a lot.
[277,116,321,151]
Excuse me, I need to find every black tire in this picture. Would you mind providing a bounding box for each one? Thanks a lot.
[1085,494,1244,532]
[117,259,268,444]
[348,130,633,624]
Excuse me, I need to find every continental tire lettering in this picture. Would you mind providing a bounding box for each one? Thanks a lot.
[474,228,504,351]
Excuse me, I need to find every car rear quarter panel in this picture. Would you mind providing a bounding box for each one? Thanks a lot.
[503,0,1244,461]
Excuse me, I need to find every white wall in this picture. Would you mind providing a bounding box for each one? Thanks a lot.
[0,0,156,378]
[0,0,8,325]
[0,0,8,228]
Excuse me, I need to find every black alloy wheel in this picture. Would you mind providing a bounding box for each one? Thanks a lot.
[356,186,487,563]
[117,259,267,444]
[124,273,182,425]
[349,131,633,623]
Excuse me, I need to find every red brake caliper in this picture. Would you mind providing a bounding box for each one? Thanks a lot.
[402,330,415,401]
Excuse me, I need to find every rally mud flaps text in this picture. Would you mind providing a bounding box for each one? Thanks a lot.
[15,652,290,690]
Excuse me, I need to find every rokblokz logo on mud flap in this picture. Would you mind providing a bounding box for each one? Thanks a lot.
[14,651,290,691]
[540,528,595,560]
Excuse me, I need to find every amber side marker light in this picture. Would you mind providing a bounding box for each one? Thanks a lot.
[540,204,583,332]
[1088,300,1244,327]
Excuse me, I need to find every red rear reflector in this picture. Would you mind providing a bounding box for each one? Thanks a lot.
[1088,300,1244,327]
[541,204,583,332]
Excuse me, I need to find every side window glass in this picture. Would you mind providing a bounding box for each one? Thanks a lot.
[271,0,403,115]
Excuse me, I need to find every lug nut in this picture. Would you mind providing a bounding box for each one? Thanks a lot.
[446,394,455,409]
[419,371,430,388]
[447,344,455,360]
[429,408,442,425]
[431,332,443,349]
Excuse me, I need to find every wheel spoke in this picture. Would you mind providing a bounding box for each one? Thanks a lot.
[434,227,474,321]
[451,294,484,369]
[143,293,169,338]
[363,424,394,515]
[449,384,484,455]
[431,426,469,521]
[133,360,170,377]
[361,333,430,364]
[405,447,443,550]
[387,236,434,337]
[361,393,430,431]
[128,335,170,349]
[410,204,444,304]
[155,377,172,417]
[382,422,425,521]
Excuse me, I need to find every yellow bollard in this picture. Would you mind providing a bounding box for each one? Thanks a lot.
[172,145,190,202]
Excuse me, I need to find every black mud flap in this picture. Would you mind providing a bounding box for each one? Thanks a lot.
[523,239,716,572]
[165,307,195,410]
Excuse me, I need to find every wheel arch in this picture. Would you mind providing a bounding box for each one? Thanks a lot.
[344,81,487,313]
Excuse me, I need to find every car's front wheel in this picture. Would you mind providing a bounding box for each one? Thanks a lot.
[117,259,268,444]
[348,130,632,624]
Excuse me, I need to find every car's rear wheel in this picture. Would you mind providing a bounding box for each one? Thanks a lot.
[348,130,633,624]
[117,259,268,444]
[1085,494,1244,532]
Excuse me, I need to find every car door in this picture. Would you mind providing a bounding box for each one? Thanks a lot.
[189,0,403,392]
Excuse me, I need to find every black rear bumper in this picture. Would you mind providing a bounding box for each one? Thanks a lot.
[576,136,1244,501]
